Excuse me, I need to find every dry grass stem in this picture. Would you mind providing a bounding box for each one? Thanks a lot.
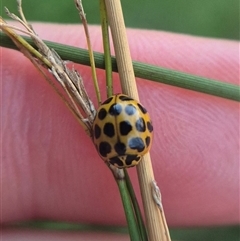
[1,4,96,137]
[104,0,138,98]
[74,0,125,180]
[75,0,101,104]
[104,0,171,240]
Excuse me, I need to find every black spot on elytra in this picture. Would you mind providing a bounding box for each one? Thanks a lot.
[120,121,132,136]
[128,137,145,152]
[94,124,101,139]
[103,122,115,137]
[98,108,107,120]
[99,142,112,157]
[137,103,147,114]
[119,95,134,101]
[109,156,124,167]
[125,155,141,166]
[109,104,122,116]
[102,96,113,105]
[135,117,146,132]
[114,142,126,155]
[125,104,136,115]
[147,121,153,132]
[145,136,151,147]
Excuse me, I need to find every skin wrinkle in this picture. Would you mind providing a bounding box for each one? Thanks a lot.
[3,62,34,221]
[1,23,239,229]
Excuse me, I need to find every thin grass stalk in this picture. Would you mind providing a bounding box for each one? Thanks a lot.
[99,0,113,97]
[0,21,51,68]
[104,0,138,98]
[7,220,129,233]
[2,33,239,102]
[75,0,101,105]
[124,170,148,241]
[117,179,143,241]
[104,0,170,240]
[99,3,147,239]
[1,33,239,102]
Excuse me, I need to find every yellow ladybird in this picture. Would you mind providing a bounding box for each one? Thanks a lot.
[92,94,153,168]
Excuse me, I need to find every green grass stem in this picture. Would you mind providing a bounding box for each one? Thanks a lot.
[124,169,148,241]
[99,0,113,98]
[117,179,143,241]
[1,32,239,102]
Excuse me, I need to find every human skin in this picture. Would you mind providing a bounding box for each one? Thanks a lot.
[1,23,239,239]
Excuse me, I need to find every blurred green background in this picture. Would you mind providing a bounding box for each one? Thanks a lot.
[1,0,239,40]
[1,1,239,240]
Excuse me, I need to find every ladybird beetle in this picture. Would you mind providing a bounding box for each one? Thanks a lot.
[92,94,153,168]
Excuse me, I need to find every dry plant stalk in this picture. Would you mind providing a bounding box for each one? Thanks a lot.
[74,0,125,181]
[0,4,96,137]
[104,0,171,240]
[74,0,101,105]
